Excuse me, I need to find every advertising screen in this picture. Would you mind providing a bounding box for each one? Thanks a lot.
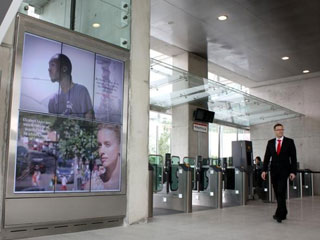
[15,33,124,193]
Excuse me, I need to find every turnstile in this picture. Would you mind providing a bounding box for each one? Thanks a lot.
[190,156,223,209]
[258,171,275,202]
[301,170,313,197]
[287,171,301,199]
[222,167,248,207]
[152,154,192,213]
[287,170,315,199]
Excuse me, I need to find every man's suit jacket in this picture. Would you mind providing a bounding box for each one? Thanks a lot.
[262,137,297,176]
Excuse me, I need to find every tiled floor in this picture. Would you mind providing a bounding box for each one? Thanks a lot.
[25,196,320,240]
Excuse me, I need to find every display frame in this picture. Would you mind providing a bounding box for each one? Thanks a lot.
[5,14,130,199]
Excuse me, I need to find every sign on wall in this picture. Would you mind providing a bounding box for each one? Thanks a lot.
[193,122,208,133]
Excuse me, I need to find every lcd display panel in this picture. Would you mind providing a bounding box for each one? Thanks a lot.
[14,32,125,193]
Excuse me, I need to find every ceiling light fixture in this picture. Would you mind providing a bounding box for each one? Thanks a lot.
[218,15,228,21]
[92,23,100,28]
[281,56,289,60]
[303,70,310,74]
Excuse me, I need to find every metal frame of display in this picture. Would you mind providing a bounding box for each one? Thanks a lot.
[3,14,130,228]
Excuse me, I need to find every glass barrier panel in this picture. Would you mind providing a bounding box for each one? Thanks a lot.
[20,0,71,29]
[149,155,163,192]
[20,0,131,50]
[170,165,179,191]
[171,156,180,165]
[75,0,131,49]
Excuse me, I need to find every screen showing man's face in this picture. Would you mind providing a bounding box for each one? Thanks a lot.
[48,58,60,82]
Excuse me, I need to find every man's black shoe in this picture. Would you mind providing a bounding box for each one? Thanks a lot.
[273,215,282,223]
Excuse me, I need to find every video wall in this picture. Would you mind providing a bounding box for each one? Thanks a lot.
[14,33,124,193]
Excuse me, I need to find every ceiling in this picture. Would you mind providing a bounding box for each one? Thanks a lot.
[0,1,13,26]
[150,0,320,82]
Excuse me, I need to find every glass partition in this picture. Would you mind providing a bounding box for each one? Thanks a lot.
[20,0,71,28]
[150,59,303,128]
[75,0,131,49]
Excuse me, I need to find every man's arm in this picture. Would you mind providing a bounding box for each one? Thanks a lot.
[289,139,297,175]
[80,86,95,119]
[263,141,271,172]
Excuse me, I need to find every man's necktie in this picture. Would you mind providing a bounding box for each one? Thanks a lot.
[277,140,282,155]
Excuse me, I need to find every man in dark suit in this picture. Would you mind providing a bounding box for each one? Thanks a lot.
[261,123,297,223]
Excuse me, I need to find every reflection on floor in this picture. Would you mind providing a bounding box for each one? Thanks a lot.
[153,208,182,216]
[191,205,212,212]
[222,189,241,208]
[24,196,320,240]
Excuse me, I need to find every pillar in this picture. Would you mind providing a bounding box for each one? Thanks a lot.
[171,52,209,160]
[125,0,150,224]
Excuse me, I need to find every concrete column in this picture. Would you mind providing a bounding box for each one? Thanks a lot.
[171,53,209,160]
[0,19,15,232]
[125,0,150,224]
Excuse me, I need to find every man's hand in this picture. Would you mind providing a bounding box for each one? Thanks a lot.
[261,171,267,180]
[289,173,296,181]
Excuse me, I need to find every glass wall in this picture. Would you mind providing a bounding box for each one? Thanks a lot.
[220,126,238,158]
[148,112,250,160]
[149,111,172,157]
[208,123,219,158]
[209,123,250,159]
[238,129,251,141]
[19,0,131,49]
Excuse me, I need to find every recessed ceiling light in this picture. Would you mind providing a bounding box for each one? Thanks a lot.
[92,23,100,28]
[218,15,228,21]
[281,56,289,60]
[303,70,310,74]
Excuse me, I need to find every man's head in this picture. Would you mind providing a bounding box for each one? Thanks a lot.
[48,54,72,82]
[273,123,284,138]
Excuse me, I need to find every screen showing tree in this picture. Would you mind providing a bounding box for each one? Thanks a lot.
[14,33,124,193]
